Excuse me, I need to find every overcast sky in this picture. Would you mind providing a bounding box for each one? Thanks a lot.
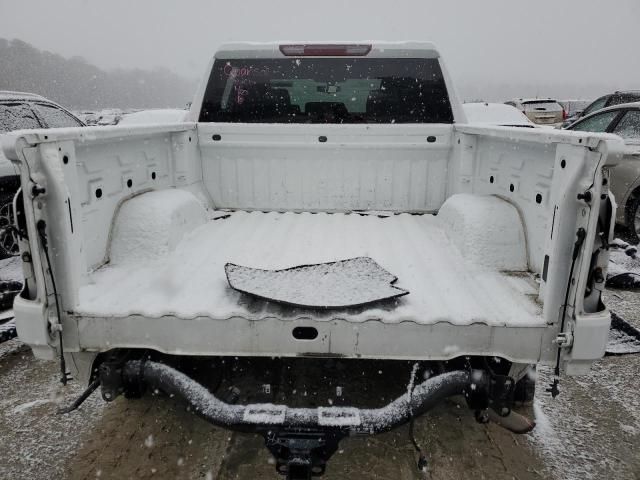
[1,0,639,100]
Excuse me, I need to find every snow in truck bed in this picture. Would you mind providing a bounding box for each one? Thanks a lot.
[77,208,542,326]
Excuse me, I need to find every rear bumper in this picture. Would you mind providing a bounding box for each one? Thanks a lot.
[70,314,555,364]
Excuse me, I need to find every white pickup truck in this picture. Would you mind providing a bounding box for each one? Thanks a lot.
[2,42,622,477]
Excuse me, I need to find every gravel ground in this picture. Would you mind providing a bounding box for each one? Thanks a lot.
[0,291,638,480]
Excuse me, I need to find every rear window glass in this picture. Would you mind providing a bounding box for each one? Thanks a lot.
[0,103,41,133]
[199,58,453,124]
[33,103,83,128]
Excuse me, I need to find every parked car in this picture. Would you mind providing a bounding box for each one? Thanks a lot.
[118,109,187,125]
[463,102,535,127]
[0,91,84,257]
[504,98,566,127]
[563,90,640,127]
[95,109,123,126]
[74,111,100,125]
[558,99,592,126]
[566,102,640,241]
[3,42,618,477]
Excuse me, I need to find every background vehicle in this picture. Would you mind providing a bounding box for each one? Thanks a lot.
[94,109,123,126]
[2,42,620,477]
[504,98,566,127]
[118,108,187,125]
[463,102,535,127]
[563,90,640,127]
[76,109,125,126]
[558,99,592,126]
[567,102,640,241]
[0,91,84,258]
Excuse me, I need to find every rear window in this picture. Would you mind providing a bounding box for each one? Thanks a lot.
[33,103,83,128]
[0,103,42,133]
[522,101,563,112]
[199,58,453,124]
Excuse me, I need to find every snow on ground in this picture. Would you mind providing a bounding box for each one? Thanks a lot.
[529,290,640,480]
[0,340,106,479]
[531,357,640,480]
[607,327,640,354]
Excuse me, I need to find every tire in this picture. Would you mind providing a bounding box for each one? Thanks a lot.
[628,195,640,244]
[513,366,536,406]
[0,193,19,259]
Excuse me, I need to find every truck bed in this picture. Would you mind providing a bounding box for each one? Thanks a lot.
[77,208,542,327]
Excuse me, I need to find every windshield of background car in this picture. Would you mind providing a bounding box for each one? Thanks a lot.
[569,110,620,132]
[521,101,562,112]
[612,110,640,141]
[0,103,41,133]
[199,58,454,124]
[582,96,608,116]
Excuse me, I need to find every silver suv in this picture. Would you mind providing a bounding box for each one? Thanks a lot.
[0,91,84,257]
[567,102,640,241]
[563,90,640,127]
[505,98,565,127]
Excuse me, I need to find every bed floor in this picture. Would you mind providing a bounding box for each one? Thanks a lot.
[77,210,543,326]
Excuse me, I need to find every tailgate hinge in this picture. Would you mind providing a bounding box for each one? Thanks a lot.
[553,331,574,348]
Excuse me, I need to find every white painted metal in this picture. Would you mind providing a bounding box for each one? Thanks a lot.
[198,123,452,212]
[1,43,622,380]
[71,315,554,364]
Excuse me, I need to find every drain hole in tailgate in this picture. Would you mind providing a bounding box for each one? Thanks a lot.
[292,326,318,340]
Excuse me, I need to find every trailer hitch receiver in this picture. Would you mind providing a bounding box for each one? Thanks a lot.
[94,360,492,479]
[266,430,345,478]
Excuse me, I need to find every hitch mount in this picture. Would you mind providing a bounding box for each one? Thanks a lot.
[54,358,532,478]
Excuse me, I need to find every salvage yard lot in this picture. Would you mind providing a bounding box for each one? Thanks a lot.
[0,288,638,480]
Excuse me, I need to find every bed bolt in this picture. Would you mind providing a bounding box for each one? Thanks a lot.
[21,252,31,263]
[31,184,46,198]
[554,332,573,347]
[577,191,592,203]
